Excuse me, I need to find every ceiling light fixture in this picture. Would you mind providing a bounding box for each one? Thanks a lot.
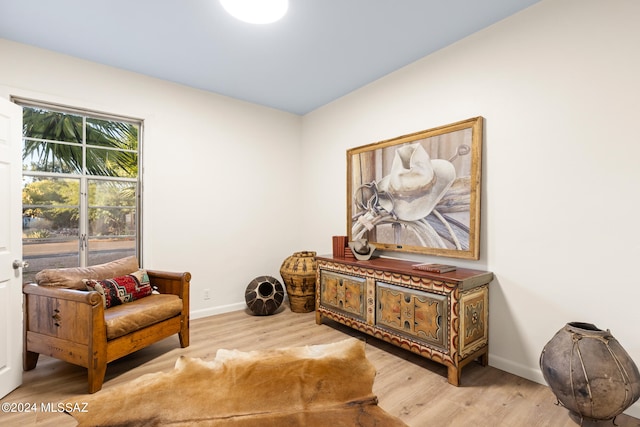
[219,0,289,25]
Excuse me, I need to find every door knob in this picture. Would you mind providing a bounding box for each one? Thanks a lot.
[12,260,29,269]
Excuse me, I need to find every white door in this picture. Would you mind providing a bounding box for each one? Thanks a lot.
[0,98,23,398]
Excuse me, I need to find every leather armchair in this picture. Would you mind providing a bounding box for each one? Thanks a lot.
[22,257,190,393]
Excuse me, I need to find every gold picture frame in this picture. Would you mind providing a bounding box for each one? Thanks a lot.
[347,117,483,260]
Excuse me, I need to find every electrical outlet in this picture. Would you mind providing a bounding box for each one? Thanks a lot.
[204,289,210,300]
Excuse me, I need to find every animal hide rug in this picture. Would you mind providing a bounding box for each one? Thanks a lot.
[66,338,407,426]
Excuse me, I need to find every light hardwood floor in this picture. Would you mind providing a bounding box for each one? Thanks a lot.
[2,306,639,427]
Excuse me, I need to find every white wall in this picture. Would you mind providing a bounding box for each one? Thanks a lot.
[0,39,303,318]
[301,0,640,417]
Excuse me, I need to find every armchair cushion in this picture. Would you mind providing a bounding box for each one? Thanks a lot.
[84,270,153,308]
[35,256,139,290]
[104,294,183,340]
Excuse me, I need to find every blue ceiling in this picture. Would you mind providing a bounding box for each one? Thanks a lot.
[0,0,541,114]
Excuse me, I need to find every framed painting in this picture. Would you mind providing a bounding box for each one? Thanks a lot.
[347,117,483,260]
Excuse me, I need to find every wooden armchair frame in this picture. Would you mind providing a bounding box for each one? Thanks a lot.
[23,270,190,393]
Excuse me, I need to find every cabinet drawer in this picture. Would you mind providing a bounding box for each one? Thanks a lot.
[319,270,366,321]
[376,282,448,351]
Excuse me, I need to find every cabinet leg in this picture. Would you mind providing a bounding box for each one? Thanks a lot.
[480,351,489,367]
[315,311,323,325]
[447,365,461,386]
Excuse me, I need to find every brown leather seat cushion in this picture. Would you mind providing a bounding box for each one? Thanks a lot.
[104,294,183,340]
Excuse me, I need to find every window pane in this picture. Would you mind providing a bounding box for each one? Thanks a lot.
[22,139,82,173]
[89,180,136,207]
[22,176,80,207]
[23,107,83,143]
[22,207,80,283]
[86,147,137,177]
[88,237,135,266]
[88,207,136,237]
[87,202,137,267]
[86,118,138,150]
[88,180,137,237]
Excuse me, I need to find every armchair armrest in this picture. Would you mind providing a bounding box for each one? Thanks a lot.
[146,270,191,299]
[23,283,103,306]
[146,270,190,348]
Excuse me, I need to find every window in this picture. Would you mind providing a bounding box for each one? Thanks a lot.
[18,100,142,283]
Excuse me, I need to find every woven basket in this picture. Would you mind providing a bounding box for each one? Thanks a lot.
[280,251,317,313]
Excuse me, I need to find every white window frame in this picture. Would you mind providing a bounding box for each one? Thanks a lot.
[15,97,144,268]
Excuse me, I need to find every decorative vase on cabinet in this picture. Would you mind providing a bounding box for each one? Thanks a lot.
[280,251,317,313]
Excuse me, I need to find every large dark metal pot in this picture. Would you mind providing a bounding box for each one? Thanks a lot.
[540,322,640,424]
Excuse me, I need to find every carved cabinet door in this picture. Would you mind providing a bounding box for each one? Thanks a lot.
[376,282,448,351]
[319,270,366,321]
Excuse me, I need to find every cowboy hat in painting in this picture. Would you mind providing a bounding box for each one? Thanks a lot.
[348,239,376,260]
[377,143,456,221]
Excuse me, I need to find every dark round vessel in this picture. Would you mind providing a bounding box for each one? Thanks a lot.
[245,276,285,316]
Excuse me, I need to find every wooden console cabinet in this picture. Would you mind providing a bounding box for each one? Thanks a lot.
[315,255,493,386]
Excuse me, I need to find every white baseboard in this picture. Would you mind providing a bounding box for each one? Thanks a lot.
[627,405,640,420]
[190,302,246,320]
[489,353,546,385]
